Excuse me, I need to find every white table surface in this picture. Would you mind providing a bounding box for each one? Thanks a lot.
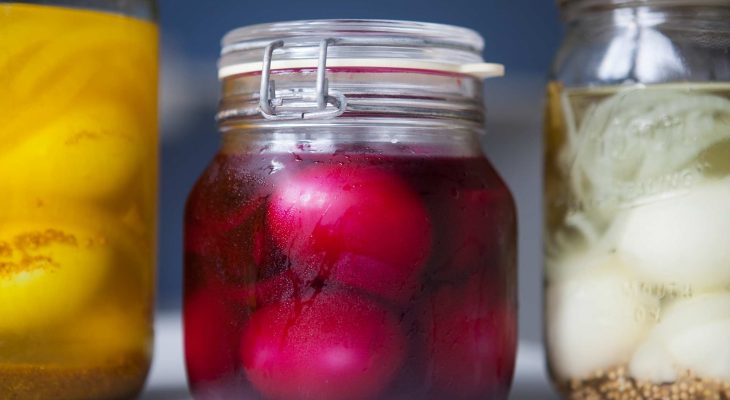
[142,313,561,400]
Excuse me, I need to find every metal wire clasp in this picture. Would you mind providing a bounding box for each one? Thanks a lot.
[258,39,348,120]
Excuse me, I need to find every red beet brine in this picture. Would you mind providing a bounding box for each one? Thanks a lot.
[185,150,516,399]
[185,19,517,400]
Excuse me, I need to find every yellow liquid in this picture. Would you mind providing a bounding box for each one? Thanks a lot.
[0,3,157,398]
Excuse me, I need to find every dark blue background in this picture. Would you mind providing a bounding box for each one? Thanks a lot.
[156,0,563,342]
[159,0,560,73]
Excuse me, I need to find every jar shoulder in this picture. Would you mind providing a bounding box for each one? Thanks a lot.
[185,145,515,217]
[553,19,730,86]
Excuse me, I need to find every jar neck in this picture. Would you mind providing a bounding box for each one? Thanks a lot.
[220,122,486,157]
[554,1,730,85]
[217,68,486,132]
[564,2,730,29]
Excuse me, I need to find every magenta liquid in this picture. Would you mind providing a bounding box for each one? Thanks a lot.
[184,147,517,400]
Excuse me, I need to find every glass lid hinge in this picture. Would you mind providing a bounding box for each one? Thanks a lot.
[258,39,348,120]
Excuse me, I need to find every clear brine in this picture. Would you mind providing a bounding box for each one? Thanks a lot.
[545,82,730,398]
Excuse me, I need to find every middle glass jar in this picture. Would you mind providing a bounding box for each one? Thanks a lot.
[184,19,517,400]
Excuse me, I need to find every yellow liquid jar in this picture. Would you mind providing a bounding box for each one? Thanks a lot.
[0,2,158,399]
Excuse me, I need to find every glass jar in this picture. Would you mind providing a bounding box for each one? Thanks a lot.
[544,1,730,398]
[184,19,517,400]
[0,1,158,398]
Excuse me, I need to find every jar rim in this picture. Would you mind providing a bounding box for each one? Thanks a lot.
[222,19,483,54]
[219,19,501,80]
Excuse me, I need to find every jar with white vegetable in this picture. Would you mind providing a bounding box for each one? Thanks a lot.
[544,1,730,399]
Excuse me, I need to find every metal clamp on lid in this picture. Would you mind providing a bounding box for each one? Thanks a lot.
[258,39,348,120]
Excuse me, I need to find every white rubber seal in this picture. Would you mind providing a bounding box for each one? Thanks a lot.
[219,59,505,80]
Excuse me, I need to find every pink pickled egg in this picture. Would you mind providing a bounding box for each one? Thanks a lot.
[184,289,242,385]
[267,165,432,303]
[241,290,406,400]
[423,280,516,398]
[229,268,301,308]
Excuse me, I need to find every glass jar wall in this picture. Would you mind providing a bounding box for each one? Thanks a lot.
[544,1,730,399]
[184,20,517,400]
[0,1,158,398]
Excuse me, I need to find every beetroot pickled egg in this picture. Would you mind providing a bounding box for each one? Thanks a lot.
[267,165,432,303]
[184,289,242,385]
[423,280,516,398]
[241,290,406,400]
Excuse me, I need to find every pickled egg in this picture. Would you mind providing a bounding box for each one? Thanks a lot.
[241,290,405,400]
[185,289,241,384]
[268,165,432,303]
[423,280,516,398]
[0,223,112,333]
[615,179,730,289]
[546,255,659,379]
[628,333,677,383]
[0,101,146,201]
[657,293,730,381]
